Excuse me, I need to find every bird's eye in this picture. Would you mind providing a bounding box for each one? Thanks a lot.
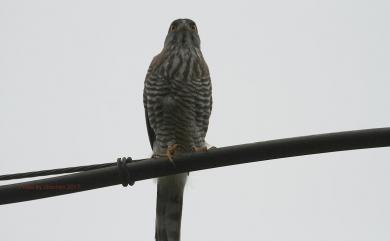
[190,23,197,31]
[170,25,177,31]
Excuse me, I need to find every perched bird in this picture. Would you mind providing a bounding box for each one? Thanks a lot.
[143,19,212,241]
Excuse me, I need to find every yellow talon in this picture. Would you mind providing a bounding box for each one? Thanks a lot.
[166,144,180,162]
[192,146,208,153]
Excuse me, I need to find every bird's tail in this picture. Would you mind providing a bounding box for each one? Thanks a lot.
[155,173,187,241]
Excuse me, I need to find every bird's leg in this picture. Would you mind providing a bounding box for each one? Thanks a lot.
[166,144,180,162]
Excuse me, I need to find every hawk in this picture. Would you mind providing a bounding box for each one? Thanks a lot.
[143,19,212,241]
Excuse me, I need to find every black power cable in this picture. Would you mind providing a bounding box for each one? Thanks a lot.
[0,127,389,205]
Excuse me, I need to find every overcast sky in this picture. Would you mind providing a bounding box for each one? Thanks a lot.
[1,0,389,240]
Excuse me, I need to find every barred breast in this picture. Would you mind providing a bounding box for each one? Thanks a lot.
[144,46,212,154]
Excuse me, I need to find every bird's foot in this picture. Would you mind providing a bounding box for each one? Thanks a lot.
[166,144,181,164]
[151,144,182,167]
[192,146,208,153]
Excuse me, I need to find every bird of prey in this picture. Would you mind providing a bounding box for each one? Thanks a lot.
[143,19,212,241]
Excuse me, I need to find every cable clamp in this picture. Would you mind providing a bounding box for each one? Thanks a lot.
[116,157,134,187]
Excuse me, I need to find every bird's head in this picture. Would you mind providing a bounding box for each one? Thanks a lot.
[164,19,201,48]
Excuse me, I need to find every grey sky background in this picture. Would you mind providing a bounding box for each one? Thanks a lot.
[1,0,389,240]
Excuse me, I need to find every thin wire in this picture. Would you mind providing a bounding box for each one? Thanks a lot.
[0,159,137,181]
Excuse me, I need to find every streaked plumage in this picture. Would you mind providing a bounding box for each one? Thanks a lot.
[143,19,212,241]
